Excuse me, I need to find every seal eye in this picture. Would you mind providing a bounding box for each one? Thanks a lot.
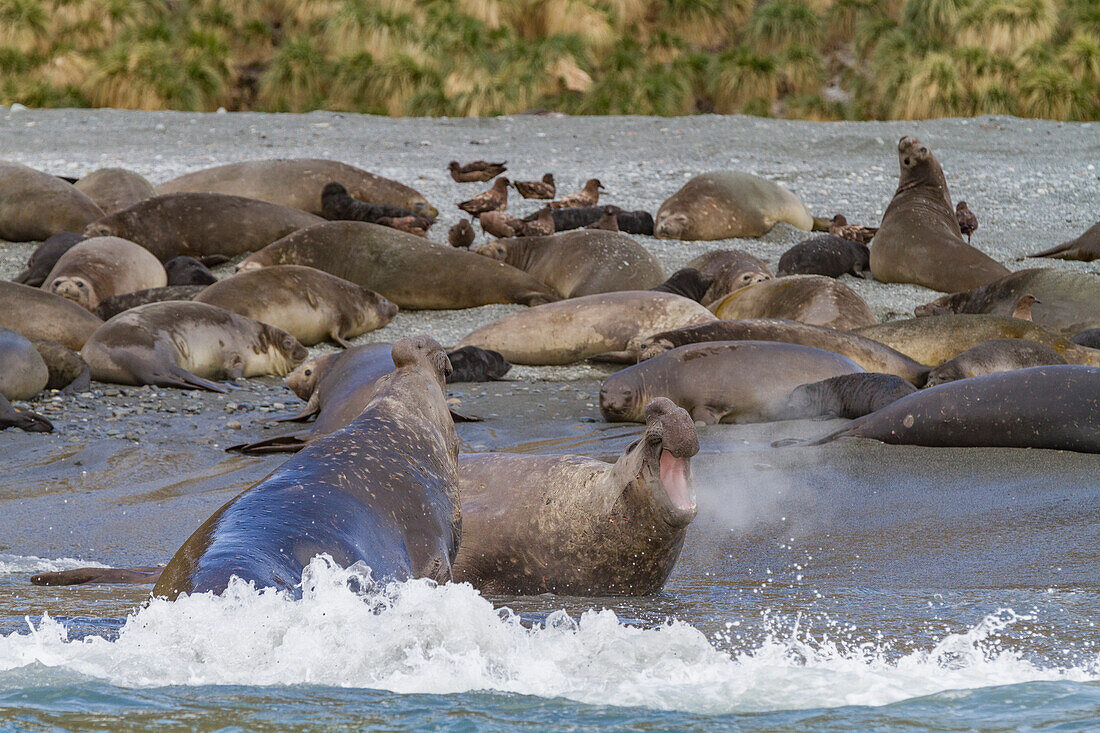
[304,368,312,377]
[919,147,927,153]
[76,281,85,289]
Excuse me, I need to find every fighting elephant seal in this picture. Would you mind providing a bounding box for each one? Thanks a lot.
[0,161,103,241]
[710,275,876,331]
[0,328,49,401]
[472,230,665,298]
[81,302,307,392]
[14,232,85,286]
[924,338,1066,386]
[152,335,460,599]
[777,235,870,279]
[453,398,699,596]
[600,341,864,424]
[155,158,438,219]
[685,250,773,305]
[74,167,155,214]
[637,319,930,385]
[194,265,397,347]
[0,282,103,351]
[870,137,1009,292]
[782,373,917,419]
[93,286,207,320]
[786,366,1100,454]
[84,193,324,262]
[1028,220,1100,262]
[459,291,716,366]
[237,221,559,309]
[654,171,813,240]
[42,237,167,311]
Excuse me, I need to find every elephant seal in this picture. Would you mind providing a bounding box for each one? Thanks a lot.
[43,237,167,311]
[459,291,716,366]
[924,338,1066,387]
[654,171,813,240]
[446,345,511,383]
[14,232,85,286]
[29,339,90,392]
[777,235,870,279]
[152,335,460,599]
[453,398,699,596]
[600,341,864,424]
[164,256,217,286]
[84,193,324,262]
[194,266,397,347]
[520,206,655,235]
[787,366,1100,454]
[472,230,665,298]
[854,315,1100,367]
[0,282,103,350]
[94,286,207,320]
[652,268,711,302]
[711,275,876,331]
[0,161,103,241]
[1028,221,1100,262]
[914,269,1100,337]
[74,167,155,214]
[870,137,1009,292]
[0,328,49,400]
[1071,329,1100,349]
[155,158,438,219]
[81,302,307,392]
[637,319,930,385]
[237,221,559,309]
[0,394,52,433]
[782,373,917,419]
[685,250,773,305]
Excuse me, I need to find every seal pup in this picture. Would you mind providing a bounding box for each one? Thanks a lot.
[194,265,398,347]
[458,177,510,216]
[445,346,511,383]
[828,214,877,244]
[81,302,307,392]
[93,285,207,320]
[0,394,52,433]
[43,237,167,311]
[320,182,422,224]
[449,160,507,183]
[686,250,773,306]
[782,373,917,419]
[154,335,461,599]
[600,341,864,424]
[0,282,103,351]
[585,205,619,231]
[0,328,49,401]
[1028,221,1100,262]
[923,338,1066,386]
[477,211,522,238]
[869,137,1009,292]
[778,235,870,279]
[654,171,813,240]
[14,232,86,286]
[522,205,653,235]
[513,173,555,199]
[1071,329,1100,349]
[74,167,155,215]
[651,268,712,303]
[453,398,699,596]
[164,256,217,286]
[955,201,978,242]
[549,178,603,209]
[711,275,877,331]
[448,220,475,248]
[29,339,90,392]
[0,161,103,241]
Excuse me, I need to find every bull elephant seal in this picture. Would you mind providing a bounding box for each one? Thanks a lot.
[600,341,864,424]
[14,232,85,286]
[42,237,167,311]
[194,265,397,347]
[472,230,664,298]
[637,319,930,385]
[0,282,103,350]
[0,328,49,400]
[94,285,207,320]
[711,275,876,331]
[870,137,1009,292]
[777,235,870,279]
[787,366,1100,454]
[82,302,307,392]
[454,398,699,596]
[1028,221,1100,262]
[0,394,52,433]
[74,167,155,214]
[84,193,324,262]
[915,268,1100,337]
[164,256,217,286]
[29,339,90,392]
[924,338,1066,386]
[153,335,460,599]
[237,221,559,309]
[686,250,773,305]
[0,161,103,241]
[459,291,716,366]
[654,171,813,240]
[782,373,917,419]
[155,158,438,219]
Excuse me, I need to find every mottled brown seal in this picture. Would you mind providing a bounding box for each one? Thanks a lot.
[0,328,49,401]
[924,338,1067,386]
[654,171,813,240]
[685,249,773,305]
[782,373,917,419]
[73,167,155,215]
[777,235,870,279]
[0,282,103,351]
[711,275,876,331]
[1028,220,1100,262]
[93,286,208,320]
[0,161,103,241]
[42,236,167,311]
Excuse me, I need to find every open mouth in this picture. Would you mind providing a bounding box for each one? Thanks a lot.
[659,450,695,514]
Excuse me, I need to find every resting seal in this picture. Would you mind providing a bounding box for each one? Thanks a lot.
[870,137,1009,292]
[453,398,699,596]
[782,373,917,419]
[0,328,49,401]
[711,275,876,331]
[94,286,207,320]
[29,339,90,392]
[521,206,655,235]
[1071,329,1100,349]
[685,250,773,305]
[0,161,103,241]
[0,282,103,351]
[153,335,460,599]
[74,167,155,215]
[1028,220,1100,262]
[164,256,217,286]
[654,171,813,240]
[777,235,870,279]
[14,232,85,286]
[924,338,1066,386]
[42,237,167,311]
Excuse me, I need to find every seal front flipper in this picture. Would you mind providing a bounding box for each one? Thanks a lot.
[30,566,164,586]
[226,431,309,454]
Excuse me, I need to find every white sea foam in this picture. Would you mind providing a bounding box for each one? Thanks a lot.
[0,554,110,575]
[0,557,1096,714]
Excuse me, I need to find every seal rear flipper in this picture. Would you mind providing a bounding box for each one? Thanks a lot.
[198,254,230,267]
[13,268,37,285]
[30,566,164,586]
[449,408,481,423]
[3,409,53,433]
[62,365,92,394]
[156,366,229,392]
[226,432,310,454]
[1027,241,1080,260]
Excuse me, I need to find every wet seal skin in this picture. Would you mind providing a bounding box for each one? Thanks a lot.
[42,237,167,311]
[655,171,813,240]
[454,397,699,596]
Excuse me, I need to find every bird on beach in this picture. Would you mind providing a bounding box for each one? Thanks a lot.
[458,177,510,217]
[1012,294,1038,321]
[514,173,556,199]
[478,211,522,238]
[519,208,555,237]
[956,201,978,242]
[828,214,877,244]
[449,160,507,183]
[549,178,603,209]
[448,220,475,248]
[585,205,619,232]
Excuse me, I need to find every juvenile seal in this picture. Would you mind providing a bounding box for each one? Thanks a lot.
[0,328,49,400]
[521,206,654,235]
[93,286,207,320]
[924,338,1066,386]
[0,282,103,350]
[81,302,307,392]
[459,291,716,365]
[164,256,217,286]
[153,335,460,599]
[84,193,324,262]
[686,249,773,305]
[237,221,559,309]
[14,232,85,286]
[446,346,511,383]
[600,341,864,424]
[0,161,103,241]
[651,268,711,303]
[0,394,52,433]
[472,230,665,298]
[654,171,813,240]
[711,275,876,331]
[870,137,1009,292]
[777,235,870,279]
[194,265,397,347]
[453,398,699,596]
[73,167,155,214]
[1028,221,1100,262]
[320,182,423,224]
[42,237,167,311]
[156,158,438,219]
[29,339,90,392]
[782,373,917,419]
